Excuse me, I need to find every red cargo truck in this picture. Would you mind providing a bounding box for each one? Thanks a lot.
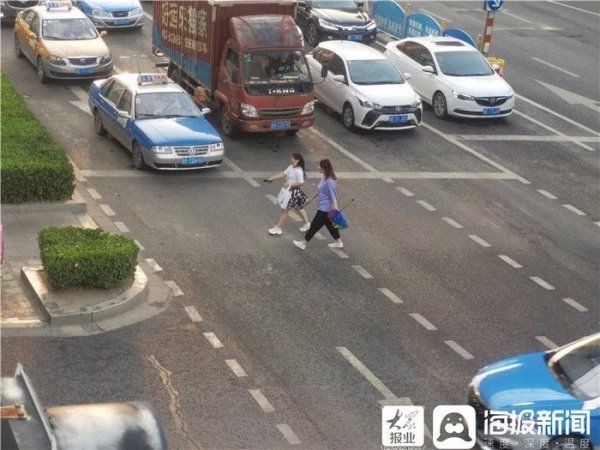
[153,0,315,138]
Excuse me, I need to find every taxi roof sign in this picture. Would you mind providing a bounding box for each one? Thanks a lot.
[45,0,72,11]
[137,73,169,85]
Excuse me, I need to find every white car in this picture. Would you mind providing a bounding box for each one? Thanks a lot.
[384,36,515,119]
[307,41,422,131]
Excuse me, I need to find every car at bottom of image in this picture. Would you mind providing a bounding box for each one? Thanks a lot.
[307,41,422,132]
[384,36,515,119]
[88,73,225,170]
[469,333,600,450]
[13,0,113,83]
[73,0,144,29]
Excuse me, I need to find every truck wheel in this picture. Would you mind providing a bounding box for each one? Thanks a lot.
[93,109,107,136]
[15,36,24,58]
[132,142,147,170]
[220,108,239,139]
[306,22,320,47]
[37,57,49,84]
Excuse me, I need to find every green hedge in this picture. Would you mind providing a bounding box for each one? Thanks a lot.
[1,72,74,203]
[39,227,138,290]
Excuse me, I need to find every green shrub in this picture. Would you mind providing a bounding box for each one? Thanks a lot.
[1,72,74,203]
[39,227,139,290]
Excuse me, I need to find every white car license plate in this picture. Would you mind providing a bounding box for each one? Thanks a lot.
[483,107,501,115]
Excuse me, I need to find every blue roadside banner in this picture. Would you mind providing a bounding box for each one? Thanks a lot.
[443,27,477,47]
[372,0,406,38]
[403,12,443,38]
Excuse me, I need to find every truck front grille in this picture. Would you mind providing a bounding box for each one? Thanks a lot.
[173,145,209,156]
[259,108,301,118]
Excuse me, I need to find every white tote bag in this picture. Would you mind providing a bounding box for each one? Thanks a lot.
[276,187,292,209]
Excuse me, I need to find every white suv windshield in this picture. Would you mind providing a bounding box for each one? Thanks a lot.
[135,92,201,119]
[435,51,494,77]
[347,59,405,85]
[549,336,600,401]
[42,18,97,40]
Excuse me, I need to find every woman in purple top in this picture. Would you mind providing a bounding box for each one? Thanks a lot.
[293,159,344,251]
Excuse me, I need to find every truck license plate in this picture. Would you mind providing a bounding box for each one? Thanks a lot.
[483,107,501,115]
[389,115,408,123]
[114,18,129,25]
[271,120,291,129]
[181,157,204,166]
[75,67,93,75]
[348,34,362,41]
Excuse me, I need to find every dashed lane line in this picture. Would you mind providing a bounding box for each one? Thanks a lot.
[562,204,587,216]
[276,424,301,446]
[416,200,436,212]
[530,276,555,290]
[444,340,474,360]
[225,359,247,377]
[537,189,558,200]
[144,258,163,273]
[336,346,397,400]
[184,305,203,322]
[536,335,558,349]
[562,298,588,312]
[134,239,145,251]
[442,217,463,229]
[265,194,277,204]
[378,288,403,304]
[223,158,260,187]
[314,232,326,240]
[165,281,184,297]
[531,57,579,78]
[288,210,302,222]
[453,134,599,142]
[396,187,414,197]
[409,313,438,331]
[468,234,492,248]
[498,255,523,269]
[352,265,373,279]
[114,221,130,233]
[595,222,600,228]
[86,188,101,200]
[546,0,600,17]
[501,9,533,24]
[203,332,224,349]
[99,204,116,217]
[329,247,349,259]
[248,389,275,413]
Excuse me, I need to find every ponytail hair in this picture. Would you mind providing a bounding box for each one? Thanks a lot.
[291,152,306,177]
[319,158,337,180]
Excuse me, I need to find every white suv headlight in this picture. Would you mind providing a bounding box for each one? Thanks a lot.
[240,103,258,118]
[151,146,172,154]
[301,101,314,115]
[358,98,381,110]
[209,142,224,152]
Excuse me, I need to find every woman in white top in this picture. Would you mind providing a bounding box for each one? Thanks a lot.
[265,153,311,235]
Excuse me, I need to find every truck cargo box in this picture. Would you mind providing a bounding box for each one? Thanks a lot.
[153,0,298,92]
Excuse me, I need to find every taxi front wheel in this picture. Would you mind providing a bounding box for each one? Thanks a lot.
[37,57,48,84]
[132,142,147,170]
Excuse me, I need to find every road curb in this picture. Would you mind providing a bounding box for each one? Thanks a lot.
[1,190,87,215]
[21,265,148,327]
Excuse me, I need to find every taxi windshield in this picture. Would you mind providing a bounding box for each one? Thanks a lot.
[42,18,97,40]
[134,92,201,119]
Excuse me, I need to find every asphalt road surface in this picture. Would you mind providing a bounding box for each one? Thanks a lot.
[1,1,599,449]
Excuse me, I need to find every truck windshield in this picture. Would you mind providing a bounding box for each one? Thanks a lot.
[42,19,98,40]
[135,92,201,119]
[242,50,312,95]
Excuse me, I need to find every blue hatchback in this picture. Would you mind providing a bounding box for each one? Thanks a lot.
[469,333,599,450]
[88,73,225,170]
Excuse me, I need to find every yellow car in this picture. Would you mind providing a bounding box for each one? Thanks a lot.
[14,1,113,83]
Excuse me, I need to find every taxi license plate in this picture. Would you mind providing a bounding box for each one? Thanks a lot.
[75,67,93,75]
[114,18,129,25]
[348,34,362,41]
[389,115,408,123]
[483,107,501,115]
[181,157,204,166]
[271,120,290,129]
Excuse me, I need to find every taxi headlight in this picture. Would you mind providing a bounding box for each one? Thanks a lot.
[240,103,258,118]
[130,7,143,16]
[92,9,110,17]
[49,56,66,66]
[209,142,224,152]
[100,53,112,64]
[301,101,314,115]
[453,90,475,101]
[151,145,172,154]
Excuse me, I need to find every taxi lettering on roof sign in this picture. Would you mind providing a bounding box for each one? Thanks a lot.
[45,0,72,11]
[138,73,168,85]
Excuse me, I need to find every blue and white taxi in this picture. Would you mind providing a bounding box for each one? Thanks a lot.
[73,0,144,29]
[88,73,225,170]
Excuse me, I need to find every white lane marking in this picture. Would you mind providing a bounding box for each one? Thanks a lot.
[498,255,523,269]
[248,389,275,413]
[537,189,558,200]
[420,8,450,22]
[87,188,102,200]
[595,222,600,228]
[502,9,533,23]
[562,204,587,216]
[223,158,260,187]
[203,332,224,349]
[225,359,247,377]
[547,0,600,17]
[396,187,414,197]
[310,127,393,183]
[144,258,163,273]
[531,57,579,78]
[184,305,203,322]
[143,11,152,20]
[265,194,277,204]
[378,288,403,304]
[276,424,301,446]
[416,200,436,212]
[288,210,302,222]
[454,134,599,142]
[537,80,600,112]
[314,232,326,240]
[468,234,491,248]
[445,340,474,360]
[530,276,555,290]
[352,265,373,279]
[336,346,397,399]
[134,239,145,251]
[562,298,588,312]
[409,313,437,331]
[114,221,129,233]
[536,335,558,349]
[99,204,116,217]
[77,213,98,229]
[165,280,184,297]
[442,217,463,229]
[421,123,528,183]
[329,247,349,259]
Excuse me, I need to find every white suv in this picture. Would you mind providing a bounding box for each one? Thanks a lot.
[307,41,422,131]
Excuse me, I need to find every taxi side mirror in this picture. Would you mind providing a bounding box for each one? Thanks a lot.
[100,30,108,37]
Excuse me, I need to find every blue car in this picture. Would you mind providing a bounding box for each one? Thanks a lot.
[88,73,225,170]
[73,0,144,29]
[469,333,599,450]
